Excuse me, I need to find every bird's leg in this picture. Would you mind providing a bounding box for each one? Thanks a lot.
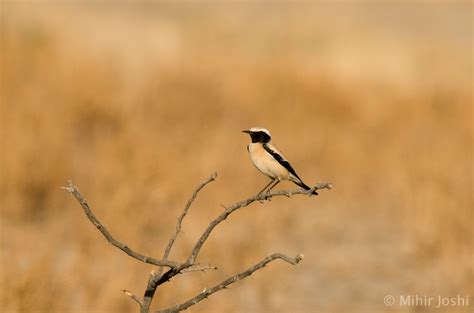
[267,180,280,192]
[265,180,281,201]
[261,180,281,202]
[257,179,276,196]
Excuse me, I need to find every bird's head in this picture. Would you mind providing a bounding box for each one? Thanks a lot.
[242,127,272,143]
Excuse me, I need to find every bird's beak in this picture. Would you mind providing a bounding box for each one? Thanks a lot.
[242,130,251,134]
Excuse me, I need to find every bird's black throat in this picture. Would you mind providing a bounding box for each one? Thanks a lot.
[250,131,271,143]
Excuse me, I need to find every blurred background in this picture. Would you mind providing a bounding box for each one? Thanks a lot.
[1,1,472,313]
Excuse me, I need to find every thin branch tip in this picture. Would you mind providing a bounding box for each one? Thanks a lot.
[295,254,304,263]
[61,180,75,193]
[122,289,144,307]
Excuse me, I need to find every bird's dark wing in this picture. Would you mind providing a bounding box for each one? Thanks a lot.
[263,143,317,194]
[263,143,302,181]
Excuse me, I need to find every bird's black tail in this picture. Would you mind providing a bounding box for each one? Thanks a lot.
[294,180,318,195]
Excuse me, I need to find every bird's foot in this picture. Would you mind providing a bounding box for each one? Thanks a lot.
[256,190,272,203]
[264,189,272,201]
[257,190,272,202]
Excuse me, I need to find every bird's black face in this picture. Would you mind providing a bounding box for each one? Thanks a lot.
[243,130,271,143]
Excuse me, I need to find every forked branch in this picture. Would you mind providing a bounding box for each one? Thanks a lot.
[65,174,332,313]
[187,182,332,264]
[157,253,304,313]
[159,172,218,274]
[143,172,217,312]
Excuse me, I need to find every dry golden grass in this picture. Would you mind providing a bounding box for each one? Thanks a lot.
[1,2,472,313]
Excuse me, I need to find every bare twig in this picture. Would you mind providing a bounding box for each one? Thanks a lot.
[180,264,218,273]
[63,181,179,268]
[188,182,332,264]
[122,289,144,308]
[160,172,217,272]
[142,173,217,313]
[156,253,304,313]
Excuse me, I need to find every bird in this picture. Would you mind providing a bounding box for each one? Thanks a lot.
[242,127,317,195]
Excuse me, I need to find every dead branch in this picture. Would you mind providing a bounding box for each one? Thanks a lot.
[187,182,332,264]
[156,253,304,313]
[65,174,332,313]
[142,172,217,312]
[160,172,217,273]
[63,181,180,268]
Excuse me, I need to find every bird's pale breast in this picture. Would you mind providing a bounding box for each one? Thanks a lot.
[247,143,290,180]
